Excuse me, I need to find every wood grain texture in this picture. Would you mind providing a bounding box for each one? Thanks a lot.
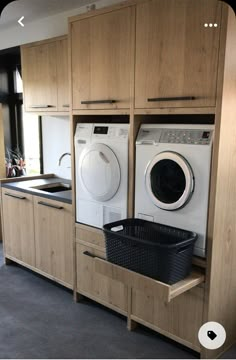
[75,223,105,249]
[131,286,204,352]
[21,42,58,112]
[76,243,128,313]
[135,0,222,109]
[95,257,204,303]
[71,6,134,110]
[4,255,73,289]
[57,38,69,112]
[1,189,35,266]
[34,196,73,287]
[203,5,236,358]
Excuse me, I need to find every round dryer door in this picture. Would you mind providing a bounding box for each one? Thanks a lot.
[145,151,194,210]
[78,143,121,202]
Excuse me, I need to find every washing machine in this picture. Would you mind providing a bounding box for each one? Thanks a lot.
[135,124,214,257]
[75,123,129,228]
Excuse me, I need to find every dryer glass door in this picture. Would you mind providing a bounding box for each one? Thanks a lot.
[79,143,121,201]
[145,151,194,210]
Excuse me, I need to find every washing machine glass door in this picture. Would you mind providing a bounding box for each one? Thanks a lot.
[145,151,194,210]
[79,143,121,201]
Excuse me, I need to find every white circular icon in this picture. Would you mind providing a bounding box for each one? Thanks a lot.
[198,322,226,350]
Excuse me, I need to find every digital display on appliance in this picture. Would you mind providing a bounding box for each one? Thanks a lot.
[202,131,210,139]
[94,126,108,134]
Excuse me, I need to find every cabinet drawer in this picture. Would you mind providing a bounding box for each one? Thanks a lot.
[76,243,128,314]
[75,223,105,250]
[95,257,204,303]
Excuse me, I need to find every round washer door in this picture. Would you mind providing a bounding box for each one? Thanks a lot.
[78,143,121,202]
[145,151,194,210]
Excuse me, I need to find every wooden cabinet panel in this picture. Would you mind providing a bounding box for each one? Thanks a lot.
[34,196,73,287]
[131,286,204,351]
[1,189,35,266]
[135,0,221,108]
[76,243,128,313]
[57,38,69,111]
[71,7,133,110]
[22,42,58,112]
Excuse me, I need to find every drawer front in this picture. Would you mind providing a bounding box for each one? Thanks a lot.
[132,286,204,349]
[76,243,128,313]
[75,224,105,249]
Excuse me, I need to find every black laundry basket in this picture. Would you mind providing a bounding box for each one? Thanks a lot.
[103,218,197,285]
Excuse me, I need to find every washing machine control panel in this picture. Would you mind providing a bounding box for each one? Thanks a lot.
[159,129,213,145]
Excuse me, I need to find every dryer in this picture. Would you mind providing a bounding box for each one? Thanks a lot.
[135,124,214,257]
[75,123,129,228]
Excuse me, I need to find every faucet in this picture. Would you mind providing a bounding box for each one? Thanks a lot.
[58,152,71,166]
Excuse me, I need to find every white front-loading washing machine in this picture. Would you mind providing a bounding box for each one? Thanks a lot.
[135,124,214,257]
[75,123,129,228]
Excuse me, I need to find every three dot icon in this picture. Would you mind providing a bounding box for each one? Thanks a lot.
[204,23,218,27]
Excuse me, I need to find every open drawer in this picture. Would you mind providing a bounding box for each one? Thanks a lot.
[94,257,205,303]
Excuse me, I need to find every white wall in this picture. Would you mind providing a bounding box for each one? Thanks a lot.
[0,0,126,50]
[42,116,71,179]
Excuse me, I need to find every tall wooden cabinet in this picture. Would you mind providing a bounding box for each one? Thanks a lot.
[135,0,222,109]
[71,6,134,110]
[21,36,69,113]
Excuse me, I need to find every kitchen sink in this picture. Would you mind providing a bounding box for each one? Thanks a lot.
[31,182,71,193]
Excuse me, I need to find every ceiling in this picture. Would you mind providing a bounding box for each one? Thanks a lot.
[0,0,98,29]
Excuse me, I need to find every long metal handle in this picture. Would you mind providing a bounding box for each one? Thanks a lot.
[38,201,63,210]
[147,96,196,102]
[63,104,70,108]
[30,105,55,108]
[81,100,116,105]
[5,193,26,200]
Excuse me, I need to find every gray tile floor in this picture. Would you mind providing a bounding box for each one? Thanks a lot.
[0,242,235,359]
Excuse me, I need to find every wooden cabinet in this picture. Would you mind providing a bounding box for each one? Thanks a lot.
[34,196,73,288]
[57,38,70,111]
[1,189,35,266]
[21,36,69,113]
[76,243,128,314]
[70,6,134,110]
[131,286,204,351]
[135,0,221,109]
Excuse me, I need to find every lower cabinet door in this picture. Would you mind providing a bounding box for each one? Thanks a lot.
[76,243,128,314]
[34,196,73,287]
[2,189,35,266]
[131,286,204,351]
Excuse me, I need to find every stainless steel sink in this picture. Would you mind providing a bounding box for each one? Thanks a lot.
[31,182,71,193]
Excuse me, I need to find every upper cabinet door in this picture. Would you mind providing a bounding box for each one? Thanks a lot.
[22,42,58,112]
[57,38,70,112]
[71,7,133,110]
[135,0,222,109]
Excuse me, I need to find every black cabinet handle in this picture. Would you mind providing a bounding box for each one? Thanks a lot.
[38,201,63,210]
[81,100,116,105]
[5,193,26,200]
[63,104,70,108]
[30,105,55,108]
[147,96,196,102]
[83,251,96,258]
[83,251,105,260]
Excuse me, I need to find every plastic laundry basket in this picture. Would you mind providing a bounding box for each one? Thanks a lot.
[103,218,197,285]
